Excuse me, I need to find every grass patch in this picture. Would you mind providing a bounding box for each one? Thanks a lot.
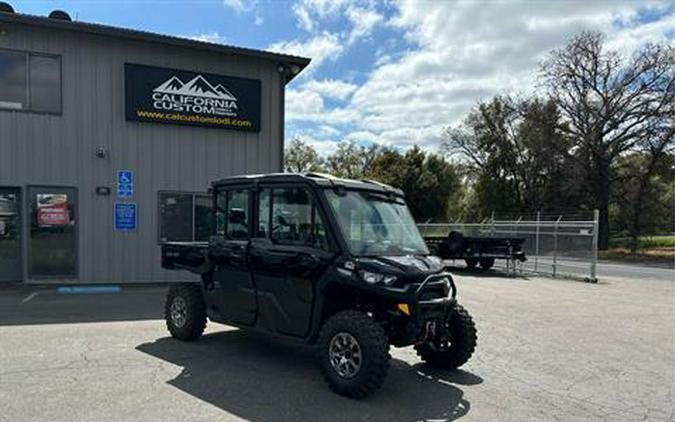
[601,247,674,264]
[609,235,675,249]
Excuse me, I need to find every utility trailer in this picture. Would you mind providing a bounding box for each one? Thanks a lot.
[424,231,526,271]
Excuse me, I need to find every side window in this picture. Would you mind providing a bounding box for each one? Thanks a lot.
[159,193,194,242]
[313,206,329,251]
[194,195,215,241]
[0,50,27,110]
[267,187,329,250]
[0,49,62,114]
[216,189,250,240]
[159,192,214,243]
[257,189,271,238]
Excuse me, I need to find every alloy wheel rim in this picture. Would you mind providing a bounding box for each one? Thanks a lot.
[328,332,362,378]
[170,296,188,328]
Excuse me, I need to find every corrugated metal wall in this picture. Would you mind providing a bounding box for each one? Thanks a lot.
[0,22,285,283]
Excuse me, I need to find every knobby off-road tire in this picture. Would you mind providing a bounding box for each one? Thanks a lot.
[415,304,477,369]
[317,310,391,399]
[165,283,207,341]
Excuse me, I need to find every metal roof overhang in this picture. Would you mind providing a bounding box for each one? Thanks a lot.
[0,11,311,83]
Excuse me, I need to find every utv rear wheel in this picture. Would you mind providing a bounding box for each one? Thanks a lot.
[479,258,495,270]
[415,304,477,369]
[165,283,206,341]
[465,258,478,269]
[317,311,390,399]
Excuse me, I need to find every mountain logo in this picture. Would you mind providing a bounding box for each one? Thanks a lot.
[153,74,237,101]
[151,73,239,117]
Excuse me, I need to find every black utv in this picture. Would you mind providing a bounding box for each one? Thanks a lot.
[161,173,477,399]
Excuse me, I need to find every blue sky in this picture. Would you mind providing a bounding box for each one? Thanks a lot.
[17,0,675,156]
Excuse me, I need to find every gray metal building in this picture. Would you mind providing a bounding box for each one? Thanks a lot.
[0,5,309,283]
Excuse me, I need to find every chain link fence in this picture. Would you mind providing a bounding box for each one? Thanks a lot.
[418,210,600,281]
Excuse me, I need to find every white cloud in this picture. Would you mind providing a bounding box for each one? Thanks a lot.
[223,0,255,13]
[302,79,358,100]
[268,32,345,74]
[291,0,383,44]
[317,125,341,137]
[293,0,352,27]
[189,32,229,44]
[344,130,380,144]
[288,130,341,157]
[286,89,324,119]
[254,15,264,26]
[286,0,675,152]
[345,6,383,43]
[292,2,316,32]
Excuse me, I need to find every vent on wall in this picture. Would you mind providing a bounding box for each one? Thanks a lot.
[0,2,15,14]
[48,10,71,21]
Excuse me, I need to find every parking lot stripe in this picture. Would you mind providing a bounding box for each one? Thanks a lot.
[20,292,38,303]
[56,286,122,294]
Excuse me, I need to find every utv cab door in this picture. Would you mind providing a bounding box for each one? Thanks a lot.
[249,185,335,338]
[207,188,257,326]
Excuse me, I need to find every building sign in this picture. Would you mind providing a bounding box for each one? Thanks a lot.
[125,63,261,132]
[37,194,70,226]
[114,203,137,231]
[117,170,134,199]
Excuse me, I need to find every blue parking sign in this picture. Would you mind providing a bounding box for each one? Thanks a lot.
[114,203,137,231]
[117,170,134,198]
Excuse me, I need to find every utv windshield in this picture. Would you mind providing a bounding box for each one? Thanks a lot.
[325,189,429,256]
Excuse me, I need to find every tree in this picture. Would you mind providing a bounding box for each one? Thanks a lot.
[614,148,675,253]
[540,31,675,249]
[284,137,324,173]
[368,147,462,221]
[325,141,381,179]
[442,96,583,218]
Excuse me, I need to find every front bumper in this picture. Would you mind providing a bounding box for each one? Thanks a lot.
[410,272,457,321]
[378,272,457,323]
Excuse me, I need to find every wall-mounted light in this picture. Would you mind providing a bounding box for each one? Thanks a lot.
[278,64,302,81]
[95,186,111,196]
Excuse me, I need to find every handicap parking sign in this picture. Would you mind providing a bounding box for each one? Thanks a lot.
[114,202,137,231]
[117,170,134,198]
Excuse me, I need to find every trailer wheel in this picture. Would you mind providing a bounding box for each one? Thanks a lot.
[415,304,477,369]
[165,283,207,341]
[479,258,495,270]
[446,231,465,255]
[465,258,478,269]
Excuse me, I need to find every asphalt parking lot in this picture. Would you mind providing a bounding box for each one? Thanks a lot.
[1,272,673,422]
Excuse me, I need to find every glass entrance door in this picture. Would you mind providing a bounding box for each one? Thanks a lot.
[28,187,78,278]
[0,188,21,282]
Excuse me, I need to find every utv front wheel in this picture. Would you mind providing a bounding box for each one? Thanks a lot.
[165,283,206,341]
[317,311,390,399]
[415,304,477,369]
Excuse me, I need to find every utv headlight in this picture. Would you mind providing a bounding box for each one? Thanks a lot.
[359,270,397,285]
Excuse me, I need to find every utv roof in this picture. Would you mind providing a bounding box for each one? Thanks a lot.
[212,173,404,196]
